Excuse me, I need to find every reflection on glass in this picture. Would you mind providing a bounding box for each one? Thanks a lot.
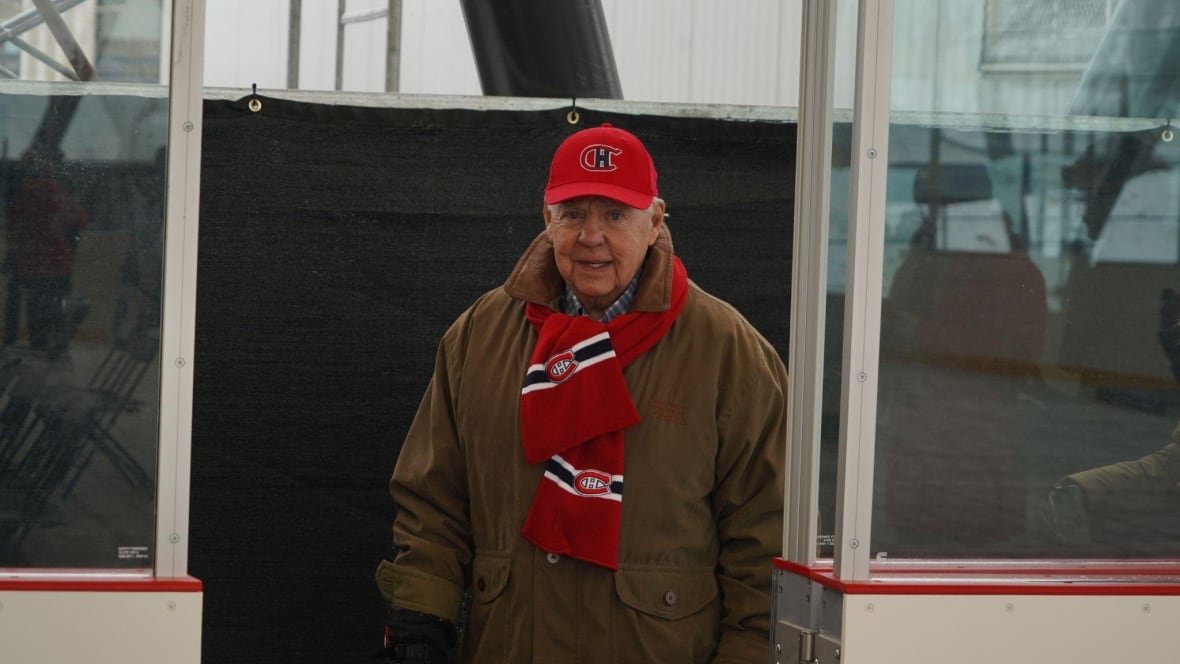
[870,0,1180,560]
[0,0,165,569]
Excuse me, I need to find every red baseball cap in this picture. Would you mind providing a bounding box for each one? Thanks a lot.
[544,123,659,210]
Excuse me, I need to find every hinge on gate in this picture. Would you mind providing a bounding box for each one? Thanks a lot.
[799,630,817,663]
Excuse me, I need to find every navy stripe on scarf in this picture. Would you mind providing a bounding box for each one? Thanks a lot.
[522,334,615,391]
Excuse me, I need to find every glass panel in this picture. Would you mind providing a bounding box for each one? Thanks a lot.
[873,0,1180,560]
[0,0,166,569]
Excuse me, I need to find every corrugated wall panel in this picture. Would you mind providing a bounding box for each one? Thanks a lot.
[204,0,289,89]
[604,0,801,106]
[296,0,339,91]
[341,0,388,93]
[398,0,481,96]
[602,0,696,102]
[687,0,796,105]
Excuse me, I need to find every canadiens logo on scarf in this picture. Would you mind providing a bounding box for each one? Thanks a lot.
[520,257,688,570]
[545,349,579,382]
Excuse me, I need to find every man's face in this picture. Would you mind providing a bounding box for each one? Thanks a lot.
[543,196,664,320]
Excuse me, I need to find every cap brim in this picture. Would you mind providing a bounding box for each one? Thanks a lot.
[544,182,654,210]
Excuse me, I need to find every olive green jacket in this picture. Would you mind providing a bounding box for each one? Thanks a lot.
[377,226,788,663]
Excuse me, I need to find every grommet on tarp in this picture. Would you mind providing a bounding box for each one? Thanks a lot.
[248,83,262,113]
[1163,120,1174,143]
[566,98,580,125]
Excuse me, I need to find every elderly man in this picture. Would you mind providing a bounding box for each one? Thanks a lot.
[377,123,787,663]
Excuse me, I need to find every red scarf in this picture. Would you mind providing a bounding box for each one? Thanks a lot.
[520,258,688,570]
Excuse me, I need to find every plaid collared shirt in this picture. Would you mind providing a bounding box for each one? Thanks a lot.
[560,267,644,323]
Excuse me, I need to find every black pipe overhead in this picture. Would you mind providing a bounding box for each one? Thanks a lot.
[459,0,623,99]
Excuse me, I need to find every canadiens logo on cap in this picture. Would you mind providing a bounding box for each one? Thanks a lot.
[545,123,659,210]
[545,350,578,382]
[579,144,622,172]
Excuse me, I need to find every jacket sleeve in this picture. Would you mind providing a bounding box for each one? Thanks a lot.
[1068,440,1180,515]
[710,338,788,663]
[375,320,474,623]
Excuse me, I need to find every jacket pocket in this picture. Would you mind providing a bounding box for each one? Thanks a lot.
[612,568,720,663]
[462,553,512,662]
[615,567,718,619]
[471,552,511,603]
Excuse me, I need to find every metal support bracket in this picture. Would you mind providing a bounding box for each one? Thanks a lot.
[29,0,97,80]
[0,0,88,80]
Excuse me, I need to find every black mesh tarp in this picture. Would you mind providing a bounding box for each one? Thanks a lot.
[191,95,795,662]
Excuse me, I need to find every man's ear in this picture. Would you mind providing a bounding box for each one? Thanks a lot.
[647,199,665,245]
[542,202,553,228]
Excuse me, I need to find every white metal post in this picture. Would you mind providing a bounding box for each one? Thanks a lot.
[155,0,205,579]
[784,0,839,565]
[833,0,893,581]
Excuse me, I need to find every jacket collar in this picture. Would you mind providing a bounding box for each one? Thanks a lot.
[503,224,677,313]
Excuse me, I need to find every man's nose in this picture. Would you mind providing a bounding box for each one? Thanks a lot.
[578,214,605,244]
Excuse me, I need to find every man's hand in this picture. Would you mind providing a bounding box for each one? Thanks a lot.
[377,640,444,663]
[375,609,457,663]
[1043,480,1092,546]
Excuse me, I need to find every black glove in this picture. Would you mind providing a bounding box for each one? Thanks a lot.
[376,609,457,663]
[1044,480,1092,545]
